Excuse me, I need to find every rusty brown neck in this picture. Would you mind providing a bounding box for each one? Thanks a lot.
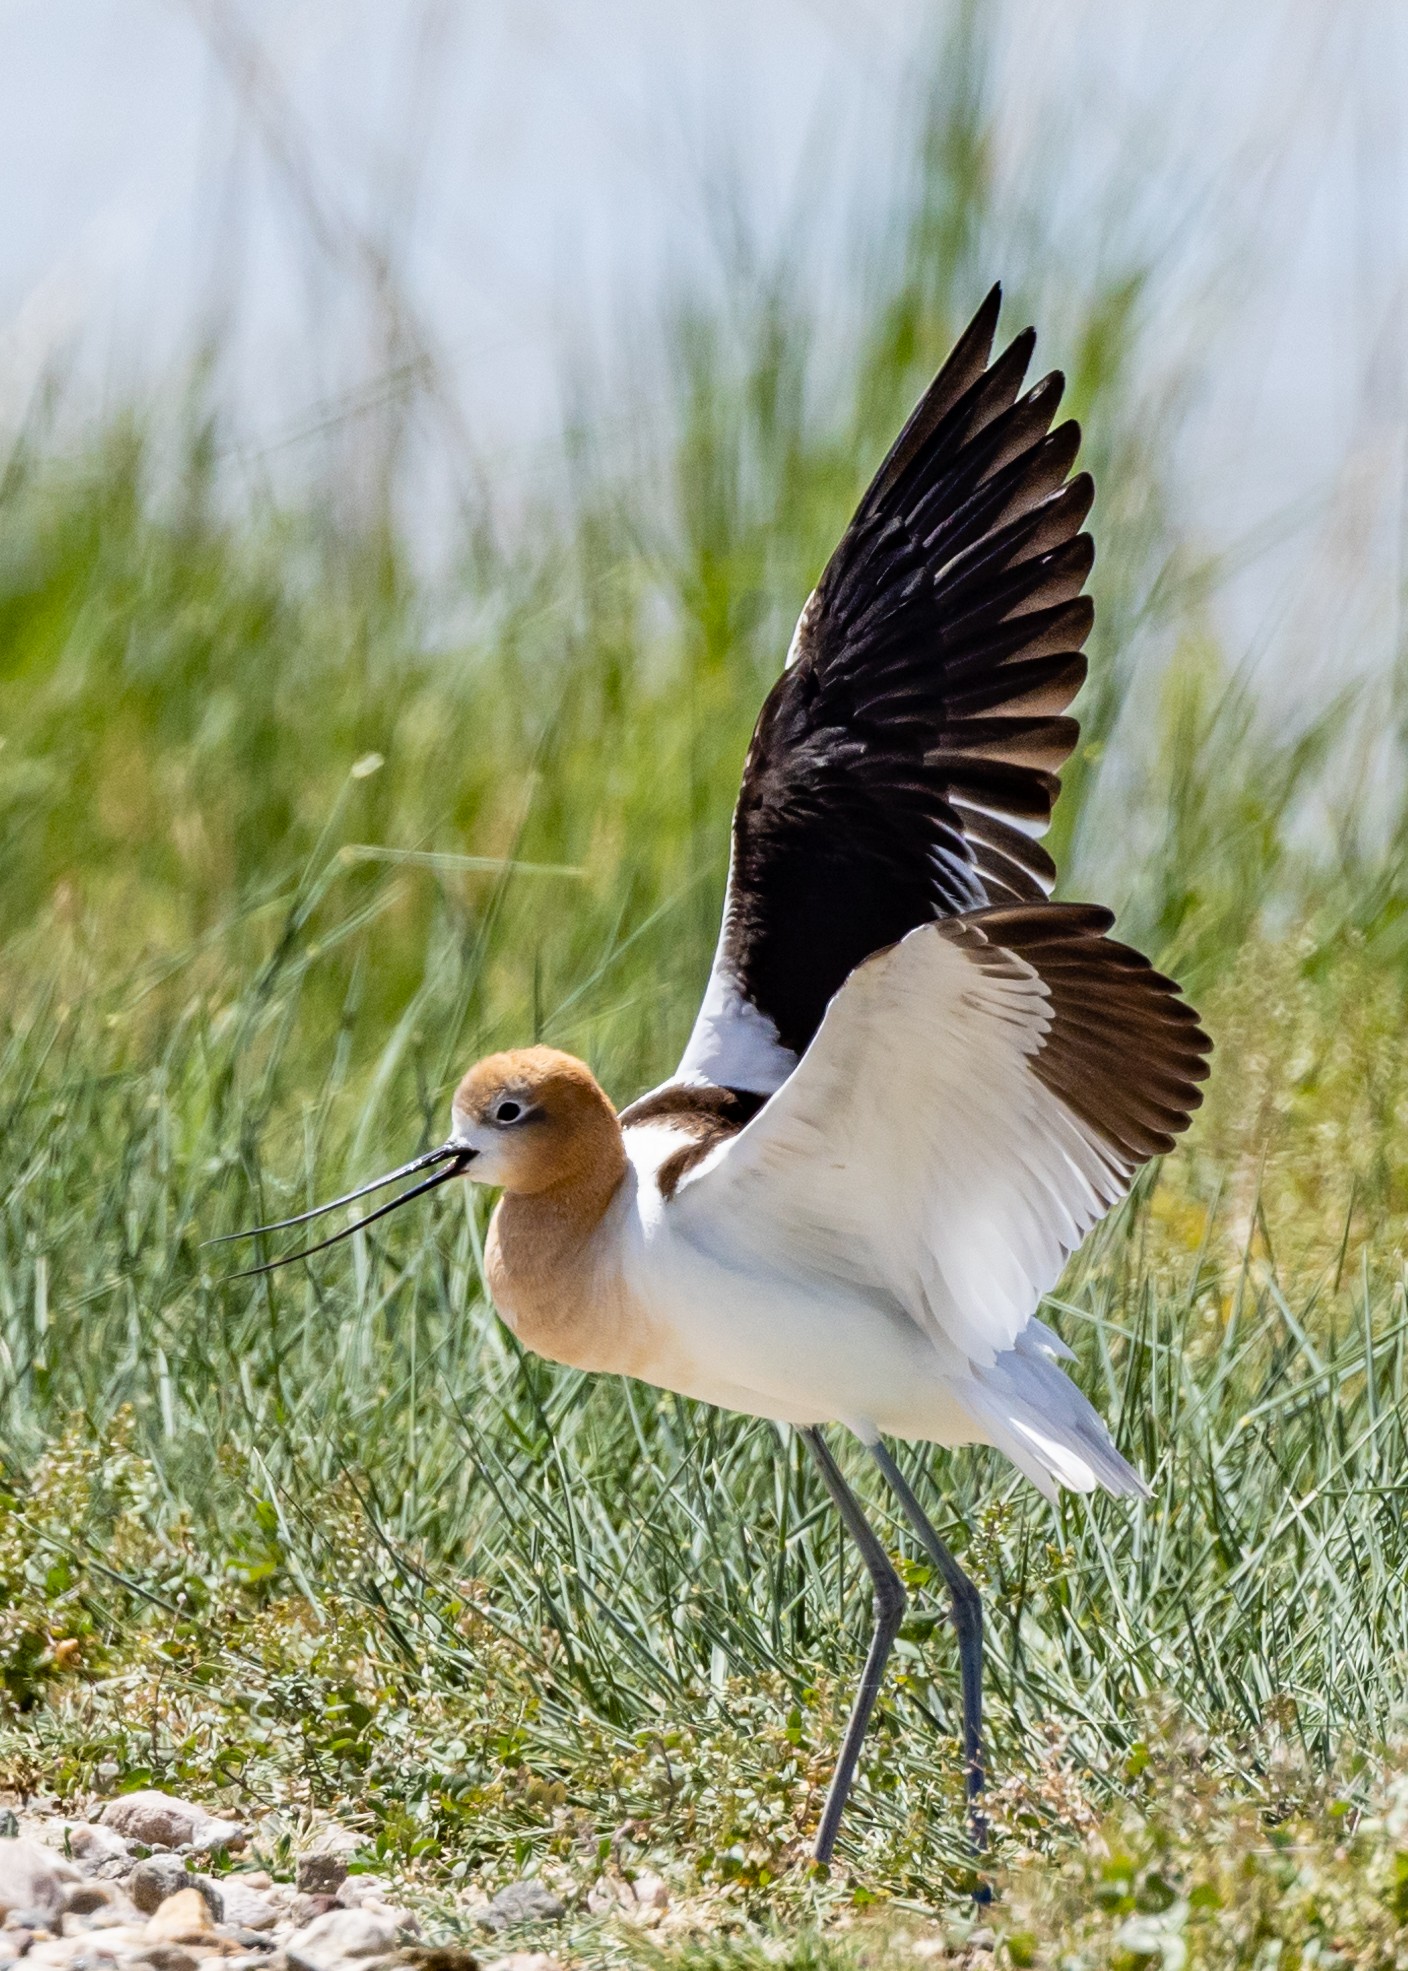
[492,1143,628,1269]
[485,1124,632,1371]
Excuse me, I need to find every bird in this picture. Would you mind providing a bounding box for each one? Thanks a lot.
[219,284,1211,1865]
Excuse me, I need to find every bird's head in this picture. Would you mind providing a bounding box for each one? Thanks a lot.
[449,1046,622,1194]
[214,1045,623,1277]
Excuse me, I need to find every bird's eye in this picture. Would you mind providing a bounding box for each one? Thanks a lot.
[494,1100,523,1125]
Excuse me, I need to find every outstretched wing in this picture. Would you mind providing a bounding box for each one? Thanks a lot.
[679,285,1093,1092]
[670,905,1211,1369]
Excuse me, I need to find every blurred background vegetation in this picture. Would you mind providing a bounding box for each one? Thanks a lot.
[3,0,1408,1942]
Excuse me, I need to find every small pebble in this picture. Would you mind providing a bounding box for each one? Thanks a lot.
[290,1895,340,1926]
[145,1890,216,1946]
[295,1856,348,1899]
[284,1905,402,1971]
[216,1884,277,1935]
[128,1947,201,1971]
[63,1828,129,1873]
[59,1884,129,1920]
[333,1880,389,1912]
[475,1882,564,1934]
[130,1866,222,1926]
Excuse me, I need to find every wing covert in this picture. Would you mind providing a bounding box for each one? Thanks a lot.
[670,905,1211,1369]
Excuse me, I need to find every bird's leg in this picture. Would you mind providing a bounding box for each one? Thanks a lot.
[868,1439,986,1849]
[801,1426,907,1866]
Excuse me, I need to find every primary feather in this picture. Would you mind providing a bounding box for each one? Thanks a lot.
[679,283,1096,1092]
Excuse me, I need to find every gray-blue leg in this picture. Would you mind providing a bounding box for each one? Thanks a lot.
[868,1439,986,1848]
[801,1427,907,1865]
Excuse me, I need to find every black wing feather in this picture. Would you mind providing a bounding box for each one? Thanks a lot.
[717,285,1094,1060]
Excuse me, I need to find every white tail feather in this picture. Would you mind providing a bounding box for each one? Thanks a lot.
[960,1323,1148,1502]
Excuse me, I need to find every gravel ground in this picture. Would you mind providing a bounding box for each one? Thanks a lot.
[0,1791,596,1971]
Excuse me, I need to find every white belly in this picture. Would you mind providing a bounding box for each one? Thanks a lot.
[614,1179,980,1444]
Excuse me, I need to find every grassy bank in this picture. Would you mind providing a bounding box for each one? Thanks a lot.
[5,15,1408,1965]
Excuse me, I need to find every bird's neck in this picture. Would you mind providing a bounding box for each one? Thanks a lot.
[485,1128,633,1371]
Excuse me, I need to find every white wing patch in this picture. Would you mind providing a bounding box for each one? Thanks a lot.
[784,588,818,668]
[669,921,1127,1370]
[676,860,798,1095]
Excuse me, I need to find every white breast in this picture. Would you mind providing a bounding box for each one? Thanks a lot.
[615,1124,978,1442]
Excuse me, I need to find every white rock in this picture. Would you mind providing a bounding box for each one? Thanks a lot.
[284,1906,402,1971]
[61,1825,130,1870]
[91,1859,138,1885]
[101,1928,157,1956]
[360,1901,416,1936]
[98,1795,244,1855]
[630,1870,668,1910]
[483,1957,567,1971]
[60,1909,136,1936]
[291,1895,339,1927]
[25,1935,147,1969]
[0,1841,81,1919]
[333,1878,389,1910]
[217,1881,279,1933]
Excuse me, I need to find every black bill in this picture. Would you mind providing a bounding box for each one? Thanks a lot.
[211,1143,475,1279]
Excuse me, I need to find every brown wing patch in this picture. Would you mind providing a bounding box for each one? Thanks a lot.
[618,1081,769,1202]
[937,905,1212,1169]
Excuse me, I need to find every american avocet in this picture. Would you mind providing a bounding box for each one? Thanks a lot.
[224,286,1211,1863]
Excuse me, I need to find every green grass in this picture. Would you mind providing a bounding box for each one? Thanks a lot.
[4,13,1408,1965]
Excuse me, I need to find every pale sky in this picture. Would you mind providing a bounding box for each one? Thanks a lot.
[2,1,1405,706]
